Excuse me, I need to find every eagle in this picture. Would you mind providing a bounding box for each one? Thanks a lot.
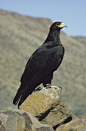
[13,21,67,108]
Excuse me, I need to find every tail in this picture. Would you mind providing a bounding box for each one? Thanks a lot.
[13,84,31,108]
[13,75,42,108]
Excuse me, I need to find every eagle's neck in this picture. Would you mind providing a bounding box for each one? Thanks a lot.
[44,31,61,44]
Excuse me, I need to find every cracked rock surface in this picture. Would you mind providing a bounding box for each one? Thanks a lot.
[0,88,86,131]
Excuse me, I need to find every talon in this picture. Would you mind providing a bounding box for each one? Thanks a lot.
[46,84,51,89]
[51,86,62,93]
[57,86,62,93]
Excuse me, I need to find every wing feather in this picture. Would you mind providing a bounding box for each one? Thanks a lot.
[13,42,64,106]
[21,42,64,85]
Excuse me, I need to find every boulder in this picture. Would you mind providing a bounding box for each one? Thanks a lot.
[82,114,86,121]
[19,87,73,128]
[19,87,60,115]
[0,88,86,131]
[56,118,86,131]
[0,108,54,131]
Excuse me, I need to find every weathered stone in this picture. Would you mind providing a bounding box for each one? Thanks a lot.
[0,108,26,131]
[19,88,73,127]
[82,114,86,121]
[19,88,59,115]
[36,124,54,131]
[0,108,54,131]
[36,98,73,127]
[78,124,86,131]
[56,118,86,131]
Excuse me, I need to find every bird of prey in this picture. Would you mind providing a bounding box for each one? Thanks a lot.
[13,21,67,108]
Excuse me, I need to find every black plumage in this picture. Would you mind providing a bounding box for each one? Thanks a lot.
[13,21,67,107]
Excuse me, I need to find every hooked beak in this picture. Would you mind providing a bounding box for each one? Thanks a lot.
[58,22,67,28]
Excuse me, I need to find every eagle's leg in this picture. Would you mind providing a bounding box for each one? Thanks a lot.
[43,73,53,88]
[45,83,51,89]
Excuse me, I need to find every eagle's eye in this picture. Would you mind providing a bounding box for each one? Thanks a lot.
[56,22,60,26]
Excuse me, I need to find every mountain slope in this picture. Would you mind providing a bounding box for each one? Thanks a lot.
[0,10,86,118]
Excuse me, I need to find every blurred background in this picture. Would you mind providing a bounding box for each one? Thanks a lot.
[0,0,86,118]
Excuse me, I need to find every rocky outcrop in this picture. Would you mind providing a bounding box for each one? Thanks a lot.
[0,88,86,131]
[20,88,73,128]
[19,87,86,131]
[56,118,86,131]
[0,108,54,131]
[82,114,86,121]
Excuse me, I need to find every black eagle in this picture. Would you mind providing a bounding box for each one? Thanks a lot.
[13,22,67,107]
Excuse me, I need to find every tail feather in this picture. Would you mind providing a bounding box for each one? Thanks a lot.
[13,75,42,107]
[18,89,30,108]
[13,84,28,105]
[13,84,36,107]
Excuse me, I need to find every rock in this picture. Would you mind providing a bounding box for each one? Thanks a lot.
[0,89,86,131]
[82,114,86,121]
[36,124,54,131]
[0,108,54,131]
[19,88,73,128]
[19,87,59,115]
[56,118,86,131]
